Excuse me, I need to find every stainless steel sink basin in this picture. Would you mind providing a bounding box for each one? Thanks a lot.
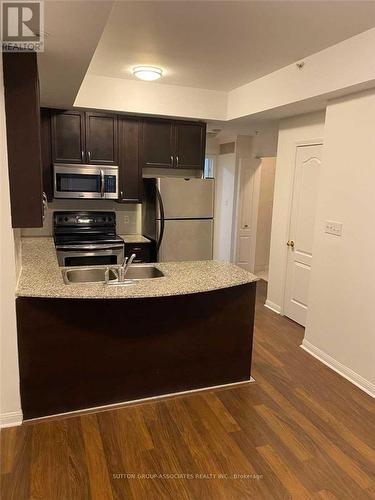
[63,267,117,285]
[62,264,164,285]
[124,264,164,280]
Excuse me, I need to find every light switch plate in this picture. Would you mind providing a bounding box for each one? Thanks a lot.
[325,220,343,236]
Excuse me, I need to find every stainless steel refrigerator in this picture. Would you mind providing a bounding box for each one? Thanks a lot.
[142,177,214,262]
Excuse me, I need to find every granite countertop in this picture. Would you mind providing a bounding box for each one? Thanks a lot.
[120,234,151,244]
[16,237,258,300]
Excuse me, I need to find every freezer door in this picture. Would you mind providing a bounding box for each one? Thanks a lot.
[157,219,213,262]
[157,178,214,219]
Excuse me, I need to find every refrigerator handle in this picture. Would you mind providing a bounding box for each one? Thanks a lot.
[156,185,165,253]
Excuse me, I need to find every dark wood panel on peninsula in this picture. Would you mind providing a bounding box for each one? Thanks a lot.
[16,283,256,419]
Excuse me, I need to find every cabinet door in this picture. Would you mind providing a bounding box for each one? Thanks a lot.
[40,108,53,202]
[3,52,43,228]
[52,110,85,164]
[118,118,141,203]
[174,122,206,169]
[86,112,118,165]
[124,243,151,263]
[140,119,174,168]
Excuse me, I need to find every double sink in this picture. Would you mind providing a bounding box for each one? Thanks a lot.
[63,264,164,285]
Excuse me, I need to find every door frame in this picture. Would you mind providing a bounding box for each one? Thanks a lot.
[281,138,323,316]
[232,157,262,270]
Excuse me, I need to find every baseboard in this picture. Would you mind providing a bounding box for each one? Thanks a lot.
[0,410,23,428]
[301,340,375,398]
[24,378,256,423]
[254,265,267,273]
[264,299,282,314]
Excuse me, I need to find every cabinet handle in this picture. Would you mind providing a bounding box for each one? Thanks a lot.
[81,150,84,162]
[87,150,91,162]
[42,192,47,222]
[176,156,179,167]
[120,190,123,199]
[170,155,173,166]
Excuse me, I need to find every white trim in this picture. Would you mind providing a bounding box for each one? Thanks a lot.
[294,138,324,147]
[264,299,282,314]
[301,340,375,398]
[24,378,256,423]
[0,410,23,428]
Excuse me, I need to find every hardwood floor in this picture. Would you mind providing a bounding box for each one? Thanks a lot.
[1,281,375,499]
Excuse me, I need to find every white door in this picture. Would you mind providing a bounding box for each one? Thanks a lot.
[284,144,323,326]
[235,158,257,271]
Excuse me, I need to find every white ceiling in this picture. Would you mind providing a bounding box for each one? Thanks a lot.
[88,1,375,91]
[38,0,113,107]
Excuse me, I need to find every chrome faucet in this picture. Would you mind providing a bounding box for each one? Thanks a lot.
[118,253,136,281]
[105,253,136,284]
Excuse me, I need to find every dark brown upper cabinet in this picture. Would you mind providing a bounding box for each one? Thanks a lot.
[3,52,44,228]
[118,117,142,203]
[175,122,206,169]
[40,108,53,202]
[140,119,174,168]
[51,111,117,165]
[85,112,118,165]
[140,119,206,170]
[51,110,85,164]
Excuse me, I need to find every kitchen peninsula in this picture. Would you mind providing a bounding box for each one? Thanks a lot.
[16,238,258,419]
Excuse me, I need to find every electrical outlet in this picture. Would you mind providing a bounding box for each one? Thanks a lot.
[124,215,130,224]
[325,220,343,236]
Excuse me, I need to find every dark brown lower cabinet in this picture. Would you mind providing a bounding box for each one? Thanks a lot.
[16,283,256,419]
[124,242,152,262]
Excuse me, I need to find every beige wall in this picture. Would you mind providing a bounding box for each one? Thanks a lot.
[254,158,276,272]
[266,111,326,313]
[303,89,375,395]
[0,60,22,426]
[214,152,236,261]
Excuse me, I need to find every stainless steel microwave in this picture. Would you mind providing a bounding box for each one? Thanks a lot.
[53,164,119,199]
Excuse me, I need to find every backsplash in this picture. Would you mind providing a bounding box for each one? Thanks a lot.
[21,199,142,237]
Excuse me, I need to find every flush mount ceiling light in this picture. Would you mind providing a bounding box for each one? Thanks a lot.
[133,66,163,81]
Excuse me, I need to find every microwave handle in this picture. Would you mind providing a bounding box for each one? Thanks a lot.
[100,169,105,197]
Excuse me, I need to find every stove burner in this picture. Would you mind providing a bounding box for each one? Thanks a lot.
[53,211,124,267]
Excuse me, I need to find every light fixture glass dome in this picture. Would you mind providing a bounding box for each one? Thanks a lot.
[133,66,163,81]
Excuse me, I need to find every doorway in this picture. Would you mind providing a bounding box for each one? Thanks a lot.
[235,156,276,279]
[253,157,276,281]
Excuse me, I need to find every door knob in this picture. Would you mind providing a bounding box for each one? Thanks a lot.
[287,240,295,248]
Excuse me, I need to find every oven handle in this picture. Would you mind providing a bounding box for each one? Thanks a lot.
[100,169,105,198]
[56,243,124,251]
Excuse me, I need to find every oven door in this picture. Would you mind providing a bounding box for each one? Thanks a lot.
[54,165,118,199]
[56,243,124,267]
